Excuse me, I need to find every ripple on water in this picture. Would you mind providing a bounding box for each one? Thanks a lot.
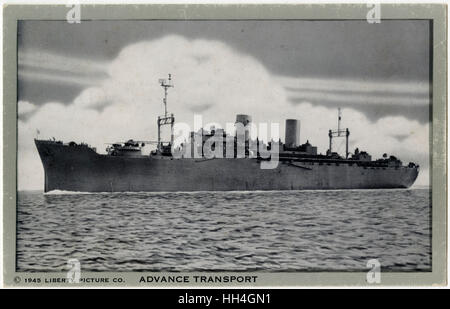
[16,189,431,272]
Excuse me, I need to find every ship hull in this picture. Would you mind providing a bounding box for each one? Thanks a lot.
[35,140,419,193]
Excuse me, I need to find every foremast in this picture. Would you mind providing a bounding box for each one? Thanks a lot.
[157,74,175,154]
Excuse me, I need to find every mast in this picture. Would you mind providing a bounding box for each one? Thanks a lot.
[157,74,175,152]
[328,108,350,158]
[159,74,173,117]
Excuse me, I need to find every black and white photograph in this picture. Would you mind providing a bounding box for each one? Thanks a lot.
[3,3,447,288]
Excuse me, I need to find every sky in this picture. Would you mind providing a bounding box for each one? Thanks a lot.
[17,20,431,190]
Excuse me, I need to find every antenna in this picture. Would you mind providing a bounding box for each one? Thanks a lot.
[159,73,174,117]
[338,107,342,136]
[328,107,350,158]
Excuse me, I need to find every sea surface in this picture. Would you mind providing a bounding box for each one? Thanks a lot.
[16,189,431,272]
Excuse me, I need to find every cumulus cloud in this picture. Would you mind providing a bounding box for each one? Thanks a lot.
[18,101,38,120]
[18,35,430,190]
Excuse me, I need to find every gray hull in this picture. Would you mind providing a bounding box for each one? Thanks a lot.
[35,140,419,192]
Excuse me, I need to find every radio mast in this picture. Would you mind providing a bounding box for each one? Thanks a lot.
[157,74,175,153]
[159,74,174,117]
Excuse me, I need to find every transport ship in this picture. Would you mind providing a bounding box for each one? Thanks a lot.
[34,75,419,192]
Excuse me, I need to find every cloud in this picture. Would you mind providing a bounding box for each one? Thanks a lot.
[18,48,108,78]
[19,70,103,87]
[18,101,38,120]
[278,76,429,96]
[279,76,430,124]
[289,99,430,124]
[18,49,110,105]
[18,35,430,190]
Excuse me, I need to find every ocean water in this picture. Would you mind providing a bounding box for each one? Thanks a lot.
[16,189,431,272]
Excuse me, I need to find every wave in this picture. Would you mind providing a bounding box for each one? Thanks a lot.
[44,190,101,195]
[43,187,427,195]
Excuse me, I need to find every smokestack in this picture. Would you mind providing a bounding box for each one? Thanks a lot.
[285,119,300,148]
[235,114,252,126]
[235,114,252,141]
